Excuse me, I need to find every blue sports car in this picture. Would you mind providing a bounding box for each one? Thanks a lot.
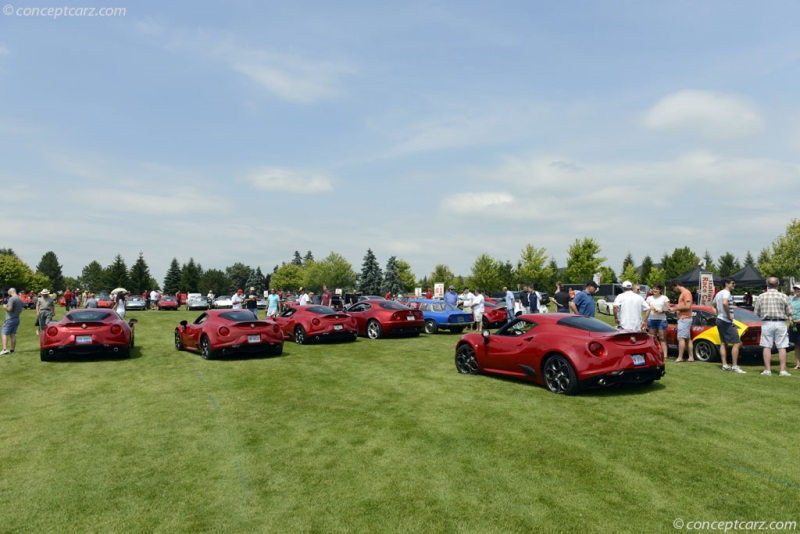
[406,299,473,334]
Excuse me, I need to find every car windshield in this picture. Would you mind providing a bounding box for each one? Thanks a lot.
[162,297,175,302]
[426,302,446,312]
[130,296,143,301]
[379,301,409,311]
[218,311,262,322]
[733,308,760,323]
[556,316,619,332]
[66,310,113,322]
[496,319,537,336]
[307,306,337,314]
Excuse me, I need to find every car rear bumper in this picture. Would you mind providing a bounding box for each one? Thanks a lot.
[580,365,666,388]
[41,342,129,357]
[310,329,358,343]
[219,342,283,356]
[384,322,424,335]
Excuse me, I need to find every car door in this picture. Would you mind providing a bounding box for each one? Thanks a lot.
[481,319,538,375]
[275,308,297,337]
[347,302,371,335]
[184,313,208,350]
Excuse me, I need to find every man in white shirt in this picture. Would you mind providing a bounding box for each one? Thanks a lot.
[613,281,649,331]
[471,288,486,332]
[231,289,244,310]
[297,288,310,306]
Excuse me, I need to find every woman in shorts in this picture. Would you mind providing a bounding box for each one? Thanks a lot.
[644,284,670,357]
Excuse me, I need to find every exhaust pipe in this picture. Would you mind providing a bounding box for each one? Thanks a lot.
[112,347,119,353]
[48,349,54,355]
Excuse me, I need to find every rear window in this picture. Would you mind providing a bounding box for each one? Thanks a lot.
[733,308,760,323]
[307,306,336,314]
[219,311,261,322]
[66,311,114,322]
[556,316,618,332]
[380,301,409,311]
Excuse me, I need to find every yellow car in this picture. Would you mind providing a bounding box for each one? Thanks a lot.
[665,306,761,362]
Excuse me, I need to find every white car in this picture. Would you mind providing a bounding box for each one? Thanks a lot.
[596,295,616,316]
[213,295,233,309]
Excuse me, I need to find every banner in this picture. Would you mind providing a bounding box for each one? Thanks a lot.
[593,272,602,286]
[698,273,715,306]
[415,287,422,297]
[434,283,444,298]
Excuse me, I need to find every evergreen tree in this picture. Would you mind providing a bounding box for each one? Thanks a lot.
[128,252,153,294]
[358,249,383,294]
[36,251,64,290]
[639,255,654,284]
[292,251,303,266]
[254,267,267,291]
[620,264,638,284]
[304,251,314,264]
[382,256,403,295]
[245,268,263,292]
[757,248,771,274]
[743,251,755,266]
[702,250,716,273]
[664,247,699,281]
[598,266,617,284]
[198,269,228,295]
[716,252,740,277]
[180,258,202,292]
[163,258,182,294]
[104,254,130,289]
[80,261,105,292]
[0,248,17,257]
[621,253,635,277]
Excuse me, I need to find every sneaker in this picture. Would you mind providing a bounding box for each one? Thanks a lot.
[721,365,732,371]
[0,350,9,355]
[761,370,772,376]
[730,366,747,374]
[779,370,791,377]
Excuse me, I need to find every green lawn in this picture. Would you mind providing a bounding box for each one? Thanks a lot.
[1,308,799,533]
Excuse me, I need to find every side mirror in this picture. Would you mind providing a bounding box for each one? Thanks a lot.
[129,318,138,325]
[179,320,188,327]
[482,329,491,344]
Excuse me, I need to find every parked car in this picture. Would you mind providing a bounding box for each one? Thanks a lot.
[275,305,358,344]
[213,295,233,309]
[345,300,424,339]
[174,309,284,359]
[482,301,511,329]
[665,306,762,362]
[596,295,617,316]
[126,295,148,311]
[158,296,179,311]
[406,299,473,334]
[454,313,665,395]
[39,309,137,361]
[97,292,113,309]
[186,295,210,311]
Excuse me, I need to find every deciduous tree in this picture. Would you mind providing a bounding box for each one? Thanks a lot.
[564,238,606,284]
[759,219,800,279]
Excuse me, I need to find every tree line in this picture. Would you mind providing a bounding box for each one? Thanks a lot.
[2,218,798,295]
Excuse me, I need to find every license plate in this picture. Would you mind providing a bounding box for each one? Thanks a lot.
[76,335,91,344]
[247,335,260,343]
[631,354,645,366]
[406,315,415,321]
[457,317,463,322]
[334,324,343,330]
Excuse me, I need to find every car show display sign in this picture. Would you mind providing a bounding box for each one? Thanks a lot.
[698,273,715,306]
[434,283,444,298]
[415,287,422,297]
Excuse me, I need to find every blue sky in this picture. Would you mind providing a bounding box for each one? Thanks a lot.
[2,0,799,283]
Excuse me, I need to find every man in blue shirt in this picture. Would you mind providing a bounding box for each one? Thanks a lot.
[444,285,458,310]
[569,281,598,317]
[504,286,515,323]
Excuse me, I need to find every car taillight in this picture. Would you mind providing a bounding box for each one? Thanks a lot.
[391,312,400,320]
[219,326,230,336]
[110,324,122,335]
[312,318,320,326]
[46,326,58,337]
[588,342,606,357]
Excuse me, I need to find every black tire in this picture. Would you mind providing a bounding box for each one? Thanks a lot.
[294,325,306,345]
[174,329,184,351]
[451,326,465,334]
[543,354,579,395]
[455,344,480,374]
[201,336,214,360]
[694,340,719,362]
[366,320,383,340]
[482,317,489,330]
[424,319,438,335]
[129,331,135,349]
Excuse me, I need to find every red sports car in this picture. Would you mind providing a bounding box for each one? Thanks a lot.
[455,313,665,395]
[481,301,509,329]
[174,309,284,359]
[275,305,358,344]
[97,293,113,309]
[158,296,179,310]
[39,309,137,361]
[665,306,762,362]
[345,300,424,339]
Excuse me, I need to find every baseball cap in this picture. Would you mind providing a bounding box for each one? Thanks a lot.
[622,281,633,289]
[585,281,598,288]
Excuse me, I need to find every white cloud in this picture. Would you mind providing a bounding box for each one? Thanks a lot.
[245,168,334,194]
[642,90,764,139]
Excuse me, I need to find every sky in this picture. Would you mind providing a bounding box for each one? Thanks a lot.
[2,0,799,284]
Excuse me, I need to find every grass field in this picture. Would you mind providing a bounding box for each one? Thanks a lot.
[1,307,799,533]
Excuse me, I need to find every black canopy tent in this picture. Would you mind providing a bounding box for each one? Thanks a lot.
[731,265,766,287]
[672,267,722,286]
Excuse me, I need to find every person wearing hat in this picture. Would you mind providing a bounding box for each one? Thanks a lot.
[297,287,310,306]
[569,281,598,317]
[613,281,649,331]
[245,287,259,318]
[444,285,458,310]
[35,289,56,335]
[791,283,800,369]
[231,289,244,310]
